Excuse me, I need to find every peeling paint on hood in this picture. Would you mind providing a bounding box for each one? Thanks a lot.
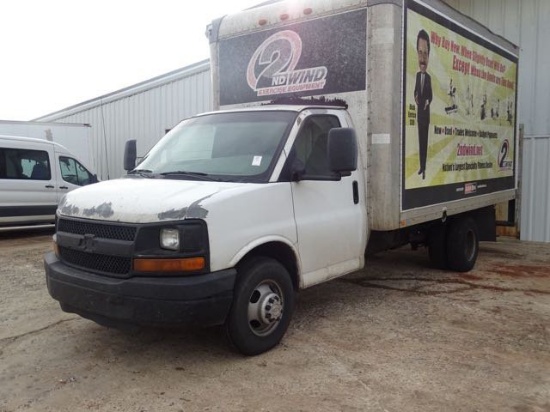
[83,202,114,219]
[57,178,249,224]
[59,201,80,216]
[157,193,213,221]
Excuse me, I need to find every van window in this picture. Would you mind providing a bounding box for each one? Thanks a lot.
[0,148,51,180]
[59,156,93,186]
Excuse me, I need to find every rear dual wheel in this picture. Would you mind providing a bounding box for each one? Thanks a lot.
[446,217,479,272]
[428,216,479,272]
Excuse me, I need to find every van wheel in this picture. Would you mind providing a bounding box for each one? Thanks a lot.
[446,217,479,272]
[225,257,294,356]
[428,224,448,269]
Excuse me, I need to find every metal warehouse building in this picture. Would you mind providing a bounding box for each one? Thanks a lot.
[35,0,550,242]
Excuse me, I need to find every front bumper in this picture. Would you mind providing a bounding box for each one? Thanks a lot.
[44,252,236,329]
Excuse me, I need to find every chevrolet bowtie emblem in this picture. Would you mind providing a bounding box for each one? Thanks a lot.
[80,234,96,252]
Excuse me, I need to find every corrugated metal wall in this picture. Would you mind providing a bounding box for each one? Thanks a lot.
[444,0,550,242]
[36,60,212,180]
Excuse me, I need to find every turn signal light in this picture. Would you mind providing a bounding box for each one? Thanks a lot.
[133,257,205,273]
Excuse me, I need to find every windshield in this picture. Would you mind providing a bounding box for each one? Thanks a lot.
[134,111,297,182]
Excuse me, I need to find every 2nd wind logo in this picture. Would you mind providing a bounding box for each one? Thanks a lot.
[246,30,328,97]
[498,139,513,171]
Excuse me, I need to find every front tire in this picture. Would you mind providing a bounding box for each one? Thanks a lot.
[446,217,479,272]
[225,257,295,356]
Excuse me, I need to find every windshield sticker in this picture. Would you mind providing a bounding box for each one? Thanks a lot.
[252,156,262,166]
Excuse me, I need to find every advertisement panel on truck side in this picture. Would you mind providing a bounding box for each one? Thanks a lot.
[217,9,367,106]
[402,0,518,210]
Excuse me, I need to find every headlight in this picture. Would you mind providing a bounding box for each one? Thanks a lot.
[160,228,179,250]
[134,221,209,274]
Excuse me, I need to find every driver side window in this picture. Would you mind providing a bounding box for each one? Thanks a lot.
[284,115,341,180]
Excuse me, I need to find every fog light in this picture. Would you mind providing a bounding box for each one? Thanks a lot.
[160,228,179,250]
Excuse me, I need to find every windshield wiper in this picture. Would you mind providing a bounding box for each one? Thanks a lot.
[128,169,155,178]
[160,171,219,181]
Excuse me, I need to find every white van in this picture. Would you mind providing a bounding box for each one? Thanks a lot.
[0,135,98,227]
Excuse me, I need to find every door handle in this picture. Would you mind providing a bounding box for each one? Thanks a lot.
[45,185,55,189]
[59,186,69,190]
[352,181,359,204]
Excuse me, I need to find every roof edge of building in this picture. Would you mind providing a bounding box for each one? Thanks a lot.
[34,59,211,122]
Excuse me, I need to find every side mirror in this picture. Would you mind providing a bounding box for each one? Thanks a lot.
[290,157,306,182]
[123,140,137,171]
[328,128,357,174]
[90,174,99,183]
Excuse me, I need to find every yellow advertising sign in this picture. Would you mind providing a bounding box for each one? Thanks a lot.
[403,1,518,210]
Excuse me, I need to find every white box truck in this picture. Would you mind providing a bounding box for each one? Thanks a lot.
[0,120,95,172]
[44,0,519,355]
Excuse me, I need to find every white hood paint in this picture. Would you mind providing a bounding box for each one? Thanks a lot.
[58,176,300,274]
[58,178,255,223]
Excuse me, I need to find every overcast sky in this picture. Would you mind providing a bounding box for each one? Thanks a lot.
[0,0,262,121]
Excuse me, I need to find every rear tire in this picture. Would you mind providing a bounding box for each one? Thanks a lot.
[446,217,479,272]
[225,257,294,356]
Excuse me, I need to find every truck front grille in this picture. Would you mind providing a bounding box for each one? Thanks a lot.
[59,246,132,275]
[57,218,136,277]
[58,218,136,241]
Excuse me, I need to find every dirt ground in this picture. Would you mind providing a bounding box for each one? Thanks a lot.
[0,228,549,412]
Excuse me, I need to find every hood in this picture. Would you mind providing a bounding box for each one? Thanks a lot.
[58,177,250,223]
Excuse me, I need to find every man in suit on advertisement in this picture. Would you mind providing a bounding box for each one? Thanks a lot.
[414,29,432,180]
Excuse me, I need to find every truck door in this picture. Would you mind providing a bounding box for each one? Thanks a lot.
[286,112,366,288]
[0,143,58,225]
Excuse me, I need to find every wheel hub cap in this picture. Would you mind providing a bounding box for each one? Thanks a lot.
[247,282,285,337]
[261,293,283,323]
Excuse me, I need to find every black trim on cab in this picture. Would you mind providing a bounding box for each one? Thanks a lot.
[55,217,210,278]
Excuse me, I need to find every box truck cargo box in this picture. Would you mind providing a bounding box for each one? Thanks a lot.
[44,0,519,355]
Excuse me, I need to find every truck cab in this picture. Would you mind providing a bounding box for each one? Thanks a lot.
[45,104,365,355]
